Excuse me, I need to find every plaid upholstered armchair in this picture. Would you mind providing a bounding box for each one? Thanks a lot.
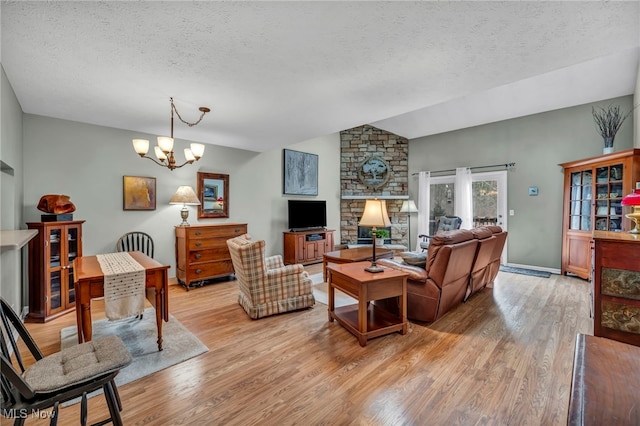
[227,234,315,319]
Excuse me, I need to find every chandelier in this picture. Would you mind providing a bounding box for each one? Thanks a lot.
[132,97,210,171]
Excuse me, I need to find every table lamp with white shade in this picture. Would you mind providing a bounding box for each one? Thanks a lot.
[359,198,392,273]
[169,186,201,226]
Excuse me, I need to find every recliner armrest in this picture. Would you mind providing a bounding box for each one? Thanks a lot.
[377,259,428,282]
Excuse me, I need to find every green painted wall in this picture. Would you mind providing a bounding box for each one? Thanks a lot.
[409,95,635,270]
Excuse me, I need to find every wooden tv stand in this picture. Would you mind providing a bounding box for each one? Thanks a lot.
[283,229,334,265]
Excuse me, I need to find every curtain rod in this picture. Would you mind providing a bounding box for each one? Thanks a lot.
[411,162,515,176]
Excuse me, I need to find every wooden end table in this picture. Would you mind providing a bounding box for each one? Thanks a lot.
[327,261,408,347]
[323,246,394,281]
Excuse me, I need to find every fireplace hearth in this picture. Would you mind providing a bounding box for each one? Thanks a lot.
[357,225,391,245]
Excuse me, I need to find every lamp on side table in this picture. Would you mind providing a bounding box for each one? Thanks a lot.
[359,199,392,273]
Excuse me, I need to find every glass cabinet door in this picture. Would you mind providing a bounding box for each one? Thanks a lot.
[47,227,63,311]
[66,226,79,305]
[569,170,592,231]
[49,270,62,310]
[595,163,624,232]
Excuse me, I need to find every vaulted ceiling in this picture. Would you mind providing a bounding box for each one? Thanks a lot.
[2,1,639,153]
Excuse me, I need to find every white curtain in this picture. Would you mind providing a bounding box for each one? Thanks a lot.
[455,167,473,229]
[416,171,431,251]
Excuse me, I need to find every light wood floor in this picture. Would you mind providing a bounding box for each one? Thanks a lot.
[17,264,592,425]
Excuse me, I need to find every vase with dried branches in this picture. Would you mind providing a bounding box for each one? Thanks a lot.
[592,104,636,154]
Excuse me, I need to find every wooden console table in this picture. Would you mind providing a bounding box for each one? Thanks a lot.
[568,333,640,425]
[327,262,408,346]
[73,251,169,351]
[283,229,334,265]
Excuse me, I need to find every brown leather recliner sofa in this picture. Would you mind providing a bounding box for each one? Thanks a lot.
[376,226,506,323]
[484,225,508,287]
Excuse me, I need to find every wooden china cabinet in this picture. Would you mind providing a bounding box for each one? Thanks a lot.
[560,149,640,279]
[26,220,84,322]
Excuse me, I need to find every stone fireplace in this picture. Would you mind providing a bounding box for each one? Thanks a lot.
[339,125,410,248]
[357,225,392,245]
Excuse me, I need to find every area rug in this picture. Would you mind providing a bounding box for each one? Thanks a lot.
[499,265,551,278]
[60,308,208,404]
[309,273,357,307]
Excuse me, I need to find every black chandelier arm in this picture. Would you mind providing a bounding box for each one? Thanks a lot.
[140,155,197,171]
[139,155,169,167]
[171,160,197,169]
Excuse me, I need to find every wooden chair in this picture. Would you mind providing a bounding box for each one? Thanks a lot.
[0,298,132,425]
[116,232,154,258]
[116,232,153,320]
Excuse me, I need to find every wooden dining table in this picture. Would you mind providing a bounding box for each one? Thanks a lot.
[73,251,170,351]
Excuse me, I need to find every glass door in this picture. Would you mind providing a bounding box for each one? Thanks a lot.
[428,171,508,261]
[429,178,455,234]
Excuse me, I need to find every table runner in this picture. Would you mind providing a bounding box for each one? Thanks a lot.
[96,252,145,320]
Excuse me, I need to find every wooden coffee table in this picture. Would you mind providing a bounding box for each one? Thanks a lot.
[327,262,408,347]
[323,246,394,281]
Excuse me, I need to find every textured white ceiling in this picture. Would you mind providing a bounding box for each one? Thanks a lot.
[2,1,639,152]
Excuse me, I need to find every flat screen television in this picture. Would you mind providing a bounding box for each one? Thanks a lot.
[288,200,327,231]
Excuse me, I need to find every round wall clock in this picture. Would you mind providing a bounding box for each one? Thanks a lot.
[357,155,391,189]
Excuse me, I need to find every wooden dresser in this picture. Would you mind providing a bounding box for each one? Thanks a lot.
[592,230,640,346]
[175,223,247,290]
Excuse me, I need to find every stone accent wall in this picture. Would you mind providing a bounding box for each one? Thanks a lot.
[339,125,410,247]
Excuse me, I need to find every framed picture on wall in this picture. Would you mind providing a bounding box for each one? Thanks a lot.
[123,176,156,210]
[283,149,318,195]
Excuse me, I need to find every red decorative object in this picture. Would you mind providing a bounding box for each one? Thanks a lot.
[621,182,640,234]
[37,194,76,214]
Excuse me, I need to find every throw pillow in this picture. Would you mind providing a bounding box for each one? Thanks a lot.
[399,251,427,268]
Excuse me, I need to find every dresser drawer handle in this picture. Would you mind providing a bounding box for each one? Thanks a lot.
[195,253,201,259]
[235,228,241,233]
[195,241,202,247]
[195,231,201,236]
[195,269,202,274]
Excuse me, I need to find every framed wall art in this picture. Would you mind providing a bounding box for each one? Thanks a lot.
[283,149,318,195]
[123,176,156,210]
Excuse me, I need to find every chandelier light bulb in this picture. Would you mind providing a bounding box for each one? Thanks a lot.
[184,148,195,162]
[132,139,149,156]
[190,143,205,159]
[157,136,174,153]
[154,146,167,161]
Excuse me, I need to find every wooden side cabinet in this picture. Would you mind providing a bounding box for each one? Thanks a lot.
[283,229,334,265]
[175,223,247,289]
[26,220,84,322]
[560,149,640,279]
[593,231,640,347]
